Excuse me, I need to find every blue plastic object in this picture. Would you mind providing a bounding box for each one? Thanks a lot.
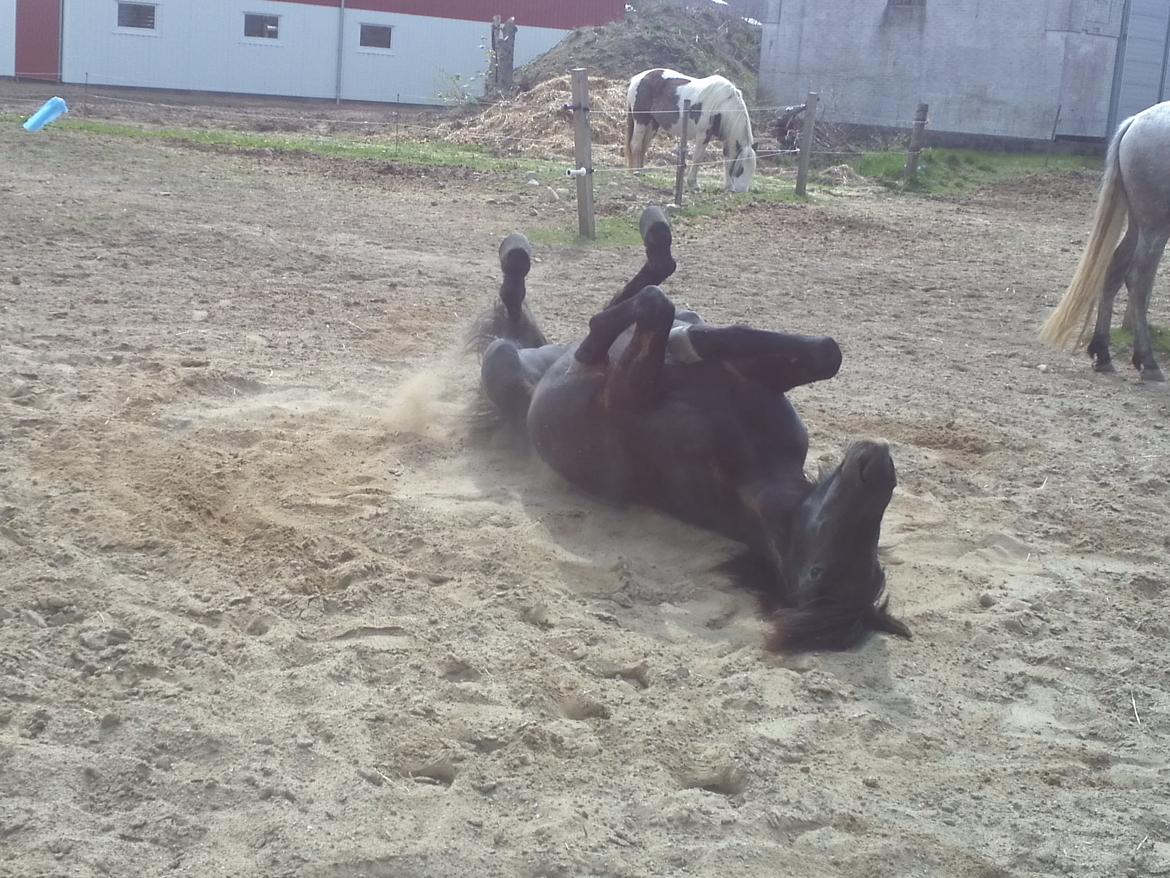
[23,96,68,132]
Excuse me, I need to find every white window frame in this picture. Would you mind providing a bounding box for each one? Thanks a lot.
[242,12,282,45]
[114,1,160,37]
[357,23,395,55]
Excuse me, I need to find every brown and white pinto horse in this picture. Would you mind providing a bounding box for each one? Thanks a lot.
[473,207,910,653]
[625,68,758,193]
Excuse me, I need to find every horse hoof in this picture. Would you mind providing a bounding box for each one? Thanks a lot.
[1092,360,1115,373]
[1140,367,1166,382]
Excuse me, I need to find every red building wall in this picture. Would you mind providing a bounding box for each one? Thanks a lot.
[15,0,62,80]
[273,0,625,30]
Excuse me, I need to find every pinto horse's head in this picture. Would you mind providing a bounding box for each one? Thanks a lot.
[766,440,911,652]
[726,140,757,193]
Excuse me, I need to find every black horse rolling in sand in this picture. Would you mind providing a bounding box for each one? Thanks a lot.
[472,207,910,652]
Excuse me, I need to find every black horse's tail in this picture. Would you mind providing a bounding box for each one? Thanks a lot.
[465,232,548,355]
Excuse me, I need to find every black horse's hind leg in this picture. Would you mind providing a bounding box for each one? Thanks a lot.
[607,207,677,309]
[575,285,676,411]
[481,338,533,420]
[1126,228,1168,381]
[671,325,842,393]
[471,232,549,352]
[1087,222,1138,373]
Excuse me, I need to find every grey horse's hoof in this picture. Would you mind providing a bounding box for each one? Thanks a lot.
[1140,366,1165,382]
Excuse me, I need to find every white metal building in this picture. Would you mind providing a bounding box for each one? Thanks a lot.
[0,0,15,79]
[758,0,1170,141]
[2,0,625,104]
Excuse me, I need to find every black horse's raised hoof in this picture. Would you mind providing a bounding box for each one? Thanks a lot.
[609,207,677,308]
[499,232,533,314]
[467,233,549,355]
[639,206,672,253]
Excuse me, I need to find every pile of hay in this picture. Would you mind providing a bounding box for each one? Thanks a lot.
[431,75,677,167]
[517,1,761,95]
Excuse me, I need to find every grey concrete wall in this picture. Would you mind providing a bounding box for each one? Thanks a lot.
[758,0,1123,140]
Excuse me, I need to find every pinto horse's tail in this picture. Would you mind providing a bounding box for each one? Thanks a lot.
[1039,114,1135,350]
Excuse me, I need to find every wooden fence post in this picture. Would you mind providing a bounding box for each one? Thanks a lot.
[497,17,516,94]
[905,102,929,181]
[794,91,818,196]
[487,16,501,96]
[570,68,596,240]
[674,99,691,206]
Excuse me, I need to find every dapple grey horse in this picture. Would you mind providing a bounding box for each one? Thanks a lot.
[1040,101,1170,381]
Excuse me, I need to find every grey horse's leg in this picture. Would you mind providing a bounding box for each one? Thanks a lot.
[1088,222,1139,373]
[1125,228,1168,380]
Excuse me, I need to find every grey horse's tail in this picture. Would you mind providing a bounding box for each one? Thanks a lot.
[1039,114,1136,350]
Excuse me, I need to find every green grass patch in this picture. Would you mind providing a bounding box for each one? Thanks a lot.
[854,148,1100,194]
[6,114,563,177]
[621,169,809,223]
[527,215,645,248]
[527,173,809,248]
[1111,324,1170,358]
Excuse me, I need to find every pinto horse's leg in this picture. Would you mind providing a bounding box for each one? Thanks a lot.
[1126,227,1168,380]
[687,135,710,191]
[630,121,653,169]
[608,206,677,309]
[670,325,843,393]
[1087,222,1138,373]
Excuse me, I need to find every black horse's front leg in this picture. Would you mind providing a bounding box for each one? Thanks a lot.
[670,325,842,392]
[607,207,677,309]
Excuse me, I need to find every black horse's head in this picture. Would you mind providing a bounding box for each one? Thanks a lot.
[767,440,911,652]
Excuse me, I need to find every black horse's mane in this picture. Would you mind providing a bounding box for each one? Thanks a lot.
[717,548,908,653]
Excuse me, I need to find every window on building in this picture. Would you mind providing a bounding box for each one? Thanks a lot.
[360,24,394,50]
[244,14,280,39]
[117,3,157,29]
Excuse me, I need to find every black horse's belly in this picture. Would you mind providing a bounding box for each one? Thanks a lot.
[527,351,634,502]
[630,368,810,534]
[526,351,810,534]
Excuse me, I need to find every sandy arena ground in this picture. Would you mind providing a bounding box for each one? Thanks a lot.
[2,95,1170,878]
